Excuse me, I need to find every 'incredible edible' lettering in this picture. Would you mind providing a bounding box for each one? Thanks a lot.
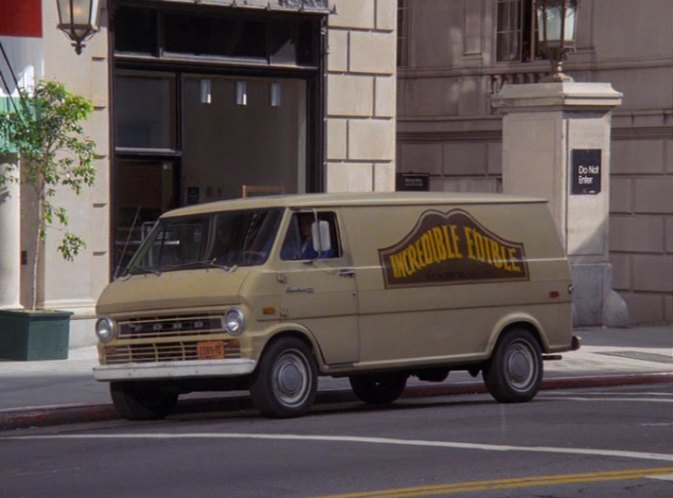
[463,226,522,273]
[389,224,522,279]
[389,225,461,278]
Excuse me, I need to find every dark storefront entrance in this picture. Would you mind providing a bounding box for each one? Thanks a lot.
[110,1,325,275]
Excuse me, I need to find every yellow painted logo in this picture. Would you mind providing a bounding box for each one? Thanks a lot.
[378,209,529,288]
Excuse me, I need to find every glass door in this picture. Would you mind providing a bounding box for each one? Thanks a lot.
[112,159,179,278]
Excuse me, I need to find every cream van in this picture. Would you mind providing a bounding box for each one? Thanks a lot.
[94,193,579,419]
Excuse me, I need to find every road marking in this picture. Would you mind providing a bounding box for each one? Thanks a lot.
[313,467,673,498]
[542,391,673,397]
[649,474,673,482]
[5,432,673,463]
[550,396,673,403]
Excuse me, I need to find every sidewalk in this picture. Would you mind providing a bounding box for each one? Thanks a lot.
[1,325,671,431]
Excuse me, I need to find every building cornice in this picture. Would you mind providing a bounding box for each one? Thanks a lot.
[397,111,672,143]
[397,56,673,81]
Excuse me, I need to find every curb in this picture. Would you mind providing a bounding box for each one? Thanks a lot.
[402,370,673,399]
[0,404,119,432]
[2,371,672,432]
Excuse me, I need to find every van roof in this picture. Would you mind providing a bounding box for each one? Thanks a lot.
[163,192,547,218]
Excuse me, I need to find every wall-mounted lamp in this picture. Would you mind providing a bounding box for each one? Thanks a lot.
[200,79,212,104]
[235,81,247,106]
[56,0,101,55]
[536,0,579,82]
[270,82,281,107]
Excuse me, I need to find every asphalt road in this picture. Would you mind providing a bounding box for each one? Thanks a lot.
[2,382,672,498]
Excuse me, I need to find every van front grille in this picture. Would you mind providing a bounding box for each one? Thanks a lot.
[103,339,241,364]
[118,315,224,339]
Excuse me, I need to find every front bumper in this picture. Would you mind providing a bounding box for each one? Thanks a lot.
[571,335,581,351]
[94,358,257,382]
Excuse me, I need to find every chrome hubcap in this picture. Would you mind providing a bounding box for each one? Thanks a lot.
[505,341,536,391]
[273,350,310,407]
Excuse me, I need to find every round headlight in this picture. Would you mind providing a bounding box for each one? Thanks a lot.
[224,308,245,336]
[95,317,117,343]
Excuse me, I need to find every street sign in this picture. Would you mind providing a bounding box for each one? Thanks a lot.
[396,173,430,191]
[571,149,602,195]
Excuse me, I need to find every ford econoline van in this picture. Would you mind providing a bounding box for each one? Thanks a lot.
[94,193,579,419]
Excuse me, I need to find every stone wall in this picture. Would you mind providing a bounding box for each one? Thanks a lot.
[609,137,673,324]
[326,0,397,192]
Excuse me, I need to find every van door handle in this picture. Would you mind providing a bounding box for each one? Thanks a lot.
[338,268,355,278]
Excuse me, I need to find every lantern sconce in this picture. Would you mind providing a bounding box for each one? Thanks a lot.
[536,0,579,82]
[56,0,101,55]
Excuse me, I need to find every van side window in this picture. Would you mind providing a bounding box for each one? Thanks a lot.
[281,212,340,260]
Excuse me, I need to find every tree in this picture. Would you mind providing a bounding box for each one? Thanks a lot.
[0,80,96,309]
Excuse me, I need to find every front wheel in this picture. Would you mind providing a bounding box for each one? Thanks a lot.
[482,328,542,403]
[250,337,317,418]
[110,381,178,420]
[349,372,407,405]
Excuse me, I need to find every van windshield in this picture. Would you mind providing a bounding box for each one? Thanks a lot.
[125,208,283,275]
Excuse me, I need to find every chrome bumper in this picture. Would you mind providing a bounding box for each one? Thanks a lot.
[94,358,257,382]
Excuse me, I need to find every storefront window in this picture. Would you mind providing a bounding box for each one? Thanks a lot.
[111,2,325,277]
[114,6,157,55]
[114,5,319,68]
[180,76,307,202]
[164,15,266,60]
[114,75,176,150]
[269,19,316,65]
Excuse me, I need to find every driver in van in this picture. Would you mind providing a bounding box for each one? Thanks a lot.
[211,226,238,265]
[282,213,334,260]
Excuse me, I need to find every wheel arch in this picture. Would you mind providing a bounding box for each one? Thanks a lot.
[253,325,327,373]
[486,315,549,358]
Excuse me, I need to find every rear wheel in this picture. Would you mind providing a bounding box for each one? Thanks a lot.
[250,337,317,418]
[482,328,542,403]
[110,381,178,420]
[349,372,407,405]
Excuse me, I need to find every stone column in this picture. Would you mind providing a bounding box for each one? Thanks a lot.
[0,159,22,309]
[492,82,628,327]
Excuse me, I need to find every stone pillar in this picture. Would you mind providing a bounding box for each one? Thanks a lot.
[325,0,397,192]
[0,160,22,309]
[492,82,629,327]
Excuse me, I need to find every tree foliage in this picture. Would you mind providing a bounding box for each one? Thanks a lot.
[0,80,96,307]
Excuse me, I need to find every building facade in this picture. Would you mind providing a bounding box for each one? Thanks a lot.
[397,0,673,325]
[1,0,670,351]
[0,0,397,345]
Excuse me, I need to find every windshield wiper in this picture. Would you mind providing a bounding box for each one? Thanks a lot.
[166,260,237,272]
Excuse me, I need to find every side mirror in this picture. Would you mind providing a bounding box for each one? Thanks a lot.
[311,220,332,254]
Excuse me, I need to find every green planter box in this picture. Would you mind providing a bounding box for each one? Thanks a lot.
[0,309,72,361]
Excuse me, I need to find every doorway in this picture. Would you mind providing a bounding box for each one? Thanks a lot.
[112,159,179,277]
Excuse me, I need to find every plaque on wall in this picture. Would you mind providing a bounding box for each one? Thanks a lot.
[187,187,200,205]
[396,173,430,192]
[571,149,602,195]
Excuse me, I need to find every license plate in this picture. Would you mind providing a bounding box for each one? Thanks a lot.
[197,341,225,360]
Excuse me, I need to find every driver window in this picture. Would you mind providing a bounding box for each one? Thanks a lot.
[281,212,340,261]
